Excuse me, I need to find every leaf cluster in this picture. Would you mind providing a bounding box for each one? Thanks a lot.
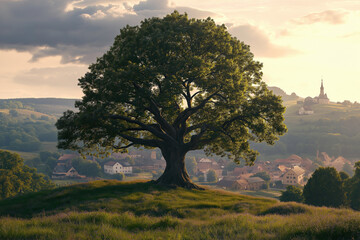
[0,150,54,199]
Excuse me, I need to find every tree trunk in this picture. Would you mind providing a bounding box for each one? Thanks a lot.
[154,147,203,190]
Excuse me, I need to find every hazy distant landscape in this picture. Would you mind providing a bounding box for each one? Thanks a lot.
[2,1,360,239]
[2,86,360,162]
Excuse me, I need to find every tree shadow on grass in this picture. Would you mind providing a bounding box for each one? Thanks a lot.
[0,180,175,218]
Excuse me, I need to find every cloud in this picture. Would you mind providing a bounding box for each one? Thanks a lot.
[11,65,86,97]
[14,66,87,88]
[134,0,169,11]
[0,0,216,64]
[293,10,349,25]
[228,24,299,58]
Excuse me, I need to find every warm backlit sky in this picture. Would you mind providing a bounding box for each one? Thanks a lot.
[1,0,359,102]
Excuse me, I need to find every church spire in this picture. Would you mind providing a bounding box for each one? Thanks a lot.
[320,79,325,97]
[318,78,329,104]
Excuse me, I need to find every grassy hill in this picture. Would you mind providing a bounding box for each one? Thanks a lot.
[0,180,359,239]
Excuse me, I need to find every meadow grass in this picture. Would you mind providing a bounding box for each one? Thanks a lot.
[0,181,359,239]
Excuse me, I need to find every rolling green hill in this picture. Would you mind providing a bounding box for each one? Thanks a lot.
[0,180,359,239]
[0,98,75,156]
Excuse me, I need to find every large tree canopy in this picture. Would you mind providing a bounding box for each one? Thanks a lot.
[56,12,286,188]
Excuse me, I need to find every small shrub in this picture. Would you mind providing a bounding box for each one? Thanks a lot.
[114,173,124,181]
[280,185,304,203]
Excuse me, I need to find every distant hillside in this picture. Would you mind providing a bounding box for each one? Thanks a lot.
[254,101,360,161]
[268,86,288,97]
[0,104,59,153]
[0,98,78,117]
[268,86,301,107]
[0,180,359,239]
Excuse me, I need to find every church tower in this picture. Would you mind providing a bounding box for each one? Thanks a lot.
[318,79,329,104]
[320,79,325,97]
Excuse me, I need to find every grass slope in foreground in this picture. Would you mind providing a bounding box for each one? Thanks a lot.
[0,180,359,240]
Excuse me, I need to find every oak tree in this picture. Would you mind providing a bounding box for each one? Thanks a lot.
[56,12,286,189]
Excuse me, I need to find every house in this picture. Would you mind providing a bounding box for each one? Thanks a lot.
[197,158,223,181]
[104,161,133,175]
[197,158,218,170]
[58,153,79,161]
[329,157,351,172]
[216,176,265,191]
[298,106,314,115]
[217,177,247,190]
[231,164,265,177]
[52,154,85,179]
[274,155,303,168]
[52,165,85,179]
[246,177,265,190]
[282,166,305,186]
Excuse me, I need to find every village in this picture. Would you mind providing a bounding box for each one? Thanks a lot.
[51,148,354,193]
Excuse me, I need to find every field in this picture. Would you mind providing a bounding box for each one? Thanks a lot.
[0,180,359,239]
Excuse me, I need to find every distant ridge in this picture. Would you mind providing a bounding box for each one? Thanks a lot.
[268,86,288,97]
[0,98,79,117]
[0,98,79,105]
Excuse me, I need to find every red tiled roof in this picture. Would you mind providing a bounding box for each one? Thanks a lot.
[104,161,118,166]
[58,154,78,161]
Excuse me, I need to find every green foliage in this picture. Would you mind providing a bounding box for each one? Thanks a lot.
[339,171,350,181]
[303,167,345,207]
[9,109,19,117]
[207,169,217,182]
[0,150,54,199]
[26,151,60,177]
[185,157,197,176]
[56,11,286,168]
[280,185,304,203]
[345,161,360,210]
[113,173,124,181]
[0,100,31,110]
[251,171,270,182]
[72,158,101,177]
[0,110,57,152]
[198,174,205,182]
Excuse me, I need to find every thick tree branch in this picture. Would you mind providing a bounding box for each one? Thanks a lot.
[112,143,134,149]
[118,133,161,148]
[191,90,203,100]
[185,124,208,151]
[184,123,206,134]
[173,90,221,127]
[132,82,177,137]
[109,114,176,144]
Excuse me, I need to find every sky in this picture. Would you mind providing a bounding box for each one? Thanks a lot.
[0,0,359,102]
